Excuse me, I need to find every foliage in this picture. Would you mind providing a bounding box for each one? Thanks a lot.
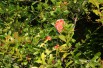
[0,0,103,68]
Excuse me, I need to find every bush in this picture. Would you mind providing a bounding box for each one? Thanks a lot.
[0,0,103,68]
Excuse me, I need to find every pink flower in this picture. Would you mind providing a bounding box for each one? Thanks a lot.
[54,44,59,49]
[55,19,65,33]
[45,36,52,41]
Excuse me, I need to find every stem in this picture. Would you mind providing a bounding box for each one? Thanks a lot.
[73,17,78,29]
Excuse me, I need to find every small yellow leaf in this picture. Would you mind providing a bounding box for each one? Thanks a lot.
[41,52,46,64]
[35,58,42,63]
[59,35,66,42]
[74,0,77,3]
[45,49,51,55]
[89,0,99,8]
[62,53,69,59]
[59,44,68,52]
[50,54,54,59]
[93,10,101,16]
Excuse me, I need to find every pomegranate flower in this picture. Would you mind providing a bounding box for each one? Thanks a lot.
[54,44,59,49]
[55,19,65,33]
[45,36,52,41]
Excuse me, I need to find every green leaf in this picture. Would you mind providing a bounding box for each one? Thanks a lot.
[37,3,42,11]
[0,52,4,55]
[13,65,19,68]
[92,52,101,61]
[45,49,51,55]
[35,58,42,63]
[59,44,68,52]
[89,0,99,8]
[50,11,55,17]
[66,60,73,67]
[31,6,34,11]
[98,0,103,3]
[43,3,49,9]
[59,35,66,42]
[41,52,46,64]
[93,10,101,16]
[79,59,88,64]
[62,53,69,59]
[22,62,28,65]
[63,10,69,15]
[51,0,56,4]
[32,1,38,5]
[76,52,81,57]
[74,0,77,3]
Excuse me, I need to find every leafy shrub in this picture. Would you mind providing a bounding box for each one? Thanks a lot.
[0,0,103,68]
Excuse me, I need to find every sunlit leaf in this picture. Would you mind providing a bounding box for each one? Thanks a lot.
[98,0,103,4]
[59,44,68,52]
[62,53,69,59]
[93,10,101,16]
[92,52,101,61]
[59,35,66,42]
[89,0,99,8]
[45,49,51,55]
[41,52,46,64]
[66,60,73,67]
[74,0,77,3]
[35,58,42,64]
